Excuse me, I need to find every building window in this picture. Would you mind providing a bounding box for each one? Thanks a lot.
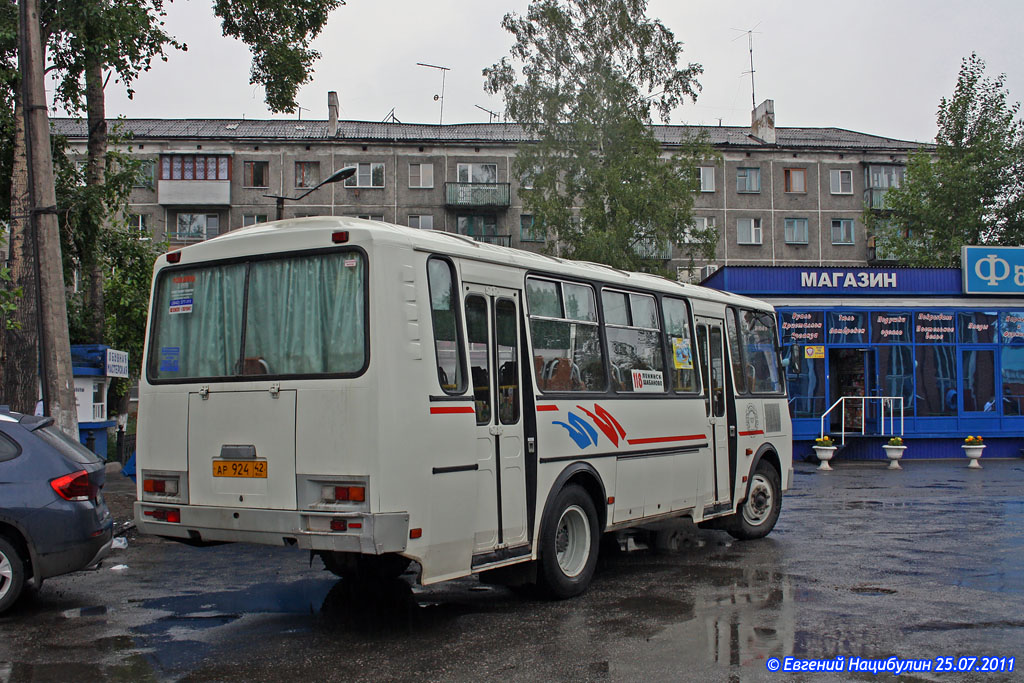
[830,169,853,194]
[295,161,320,188]
[457,163,497,183]
[520,214,545,242]
[409,162,433,188]
[736,167,760,193]
[175,213,219,241]
[133,160,155,188]
[686,216,716,243]
[243,161,269,188]
[356,214,384,222]
[409,214,434,229]
[699,166,715,192]
[128,214,150,239]
[831,219,854,244]
[784,168,806,193]
[458,214,497,235]
[737,217,762,245]
[866,165,905,189]
[520,166,539,190]
[242,214,268,227]
[784,218,809,244]
[344,162,385,188]
[160,155,230,181]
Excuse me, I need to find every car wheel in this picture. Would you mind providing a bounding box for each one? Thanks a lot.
[0,537,26,614]
[321,552,411,579]
[726,460,782,541]
[538,484,599,599]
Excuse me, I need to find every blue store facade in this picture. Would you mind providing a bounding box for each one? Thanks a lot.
[704,255,1024,460]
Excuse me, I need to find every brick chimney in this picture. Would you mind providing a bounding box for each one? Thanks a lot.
[751,99,775,144]
[328,91,339,137]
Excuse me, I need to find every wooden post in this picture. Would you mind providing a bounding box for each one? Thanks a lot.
[18,0,78,436]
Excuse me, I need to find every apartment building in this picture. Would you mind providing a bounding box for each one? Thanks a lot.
[51,97,925,278]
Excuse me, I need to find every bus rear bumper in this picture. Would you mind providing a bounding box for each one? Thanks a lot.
[134,502,409,554]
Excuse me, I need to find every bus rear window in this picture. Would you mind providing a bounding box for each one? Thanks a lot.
[149,251,366,381]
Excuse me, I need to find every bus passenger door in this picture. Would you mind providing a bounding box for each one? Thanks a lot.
[464,286,529,559]
[696,318,731,508]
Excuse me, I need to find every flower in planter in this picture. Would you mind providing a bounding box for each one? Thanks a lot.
[964,435,984,445]
[814,436,834,448]
[887,437,903,446]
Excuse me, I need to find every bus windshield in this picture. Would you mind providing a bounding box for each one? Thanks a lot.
[148,250,366,381]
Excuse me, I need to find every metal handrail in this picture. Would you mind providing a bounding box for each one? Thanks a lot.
[819,395,905,445]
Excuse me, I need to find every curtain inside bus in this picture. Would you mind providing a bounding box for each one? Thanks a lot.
[149,251,365,380]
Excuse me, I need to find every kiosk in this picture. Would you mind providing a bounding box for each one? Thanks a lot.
[70,344,129,458]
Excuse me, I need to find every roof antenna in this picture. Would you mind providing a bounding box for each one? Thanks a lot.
[731,24,762,109]
[474,104,500,123]
[416,62,450,125]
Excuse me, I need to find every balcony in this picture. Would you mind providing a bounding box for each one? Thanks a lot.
[158,180,231,206]
[463,233,511,247]
[633,238,673,260]
[445,182,511,208]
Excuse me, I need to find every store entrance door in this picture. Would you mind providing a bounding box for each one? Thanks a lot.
[828,349,875,432]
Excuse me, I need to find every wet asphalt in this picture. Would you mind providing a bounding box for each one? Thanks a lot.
[1,457,1023,682]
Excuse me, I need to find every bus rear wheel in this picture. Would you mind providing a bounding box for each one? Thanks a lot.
[538,484,599,599]
[320,552,411,580]
[725,460,781,541]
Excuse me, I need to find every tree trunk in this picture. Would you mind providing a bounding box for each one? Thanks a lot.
[84,53,106,341]
[19,0,78,436]
[1,92,41,414]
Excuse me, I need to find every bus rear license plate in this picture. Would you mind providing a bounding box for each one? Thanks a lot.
[213,460,268,478]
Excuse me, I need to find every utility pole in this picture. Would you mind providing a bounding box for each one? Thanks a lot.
[19,0,78,436]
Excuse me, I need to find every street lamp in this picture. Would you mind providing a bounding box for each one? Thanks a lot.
[264,166,357,221]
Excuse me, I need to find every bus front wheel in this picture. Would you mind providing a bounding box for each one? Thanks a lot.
[538,484,599,599]
[320,552,411,580]
[725,460,781,540]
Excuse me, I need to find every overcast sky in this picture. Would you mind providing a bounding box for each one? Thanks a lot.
[78,0,1024,144]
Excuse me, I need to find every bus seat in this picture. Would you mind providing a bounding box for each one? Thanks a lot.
[534,356,546,390]
[240,357,270,375]
[547,358,573,391]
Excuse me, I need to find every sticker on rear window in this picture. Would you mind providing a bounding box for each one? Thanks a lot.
[344,259,357,267]
[170,275,195,314]
[159,347,180,372]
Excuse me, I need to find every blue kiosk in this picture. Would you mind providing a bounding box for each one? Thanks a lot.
[703,247,1024,460]
[70,344,129,459]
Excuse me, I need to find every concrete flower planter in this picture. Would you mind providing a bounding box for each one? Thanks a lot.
[882,445,906,469]
[963,444,985,469]
[813,445,836,471]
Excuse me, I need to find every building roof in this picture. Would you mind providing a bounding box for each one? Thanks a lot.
[50,118,930,152]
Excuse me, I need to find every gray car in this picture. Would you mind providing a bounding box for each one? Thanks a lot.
[0,409,113,613]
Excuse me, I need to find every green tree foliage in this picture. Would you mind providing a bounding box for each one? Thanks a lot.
[869,53,1024,266]
[213,0,346,113]
[484,0,713,272]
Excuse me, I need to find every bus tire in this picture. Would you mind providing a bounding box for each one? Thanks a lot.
[725,460,781,541]
[321,551,411,580]
[537,484,599,599]
[0,537,26,614]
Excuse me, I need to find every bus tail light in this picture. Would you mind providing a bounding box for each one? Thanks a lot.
[330,518,347,532]
[331,231,349,243]
[322,485,366,503]
[166,251,182,264]
[143,477,179,495]
[144,507,181,523]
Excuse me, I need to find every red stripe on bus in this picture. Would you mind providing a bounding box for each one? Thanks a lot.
[625,434,706,445]
[429,406,475,415]
[536,405,559,412]
[738,429,764,436]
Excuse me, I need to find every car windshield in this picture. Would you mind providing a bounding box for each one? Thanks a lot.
[35,425,101,465]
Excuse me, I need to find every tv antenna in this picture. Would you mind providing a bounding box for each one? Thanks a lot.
[296,105,309,121]
[731,25,761,109]
[381,108,401,124]
[474,104,500,123]
[417,62,450,125]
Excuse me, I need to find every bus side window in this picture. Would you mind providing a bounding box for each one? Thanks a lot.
[427,257,465,394]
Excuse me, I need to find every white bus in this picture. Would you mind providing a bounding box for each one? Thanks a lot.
[135,217,792,598]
